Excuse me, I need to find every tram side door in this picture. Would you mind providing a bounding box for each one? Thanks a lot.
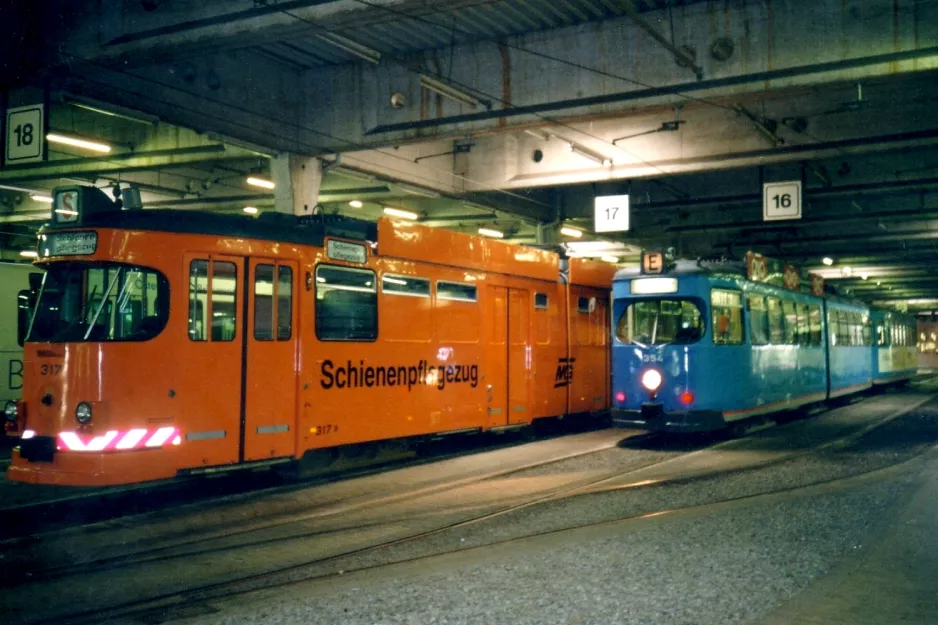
[177,254,244,468]
[243,260,299,462]
[485,286,509,428]
[507,289,531,424]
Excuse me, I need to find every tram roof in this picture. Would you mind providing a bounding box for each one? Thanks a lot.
[41,207,615,286]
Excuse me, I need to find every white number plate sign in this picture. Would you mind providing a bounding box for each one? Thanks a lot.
[5,104,45,165]
[594,194,630,233]
[763,180,802,221]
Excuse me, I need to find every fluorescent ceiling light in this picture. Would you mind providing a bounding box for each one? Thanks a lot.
[397,183,441,199]
[822,257,834,266]
[478,228,504,238]
[601,255,619,263]
[568,143,612,167]
[841,266,853,277]
[419,75,486,108]
[55,209,78,216]
[67,98,158,125]
[46,133,112,153]
[316,33,381,64]
[246,176,275,189]
[0,184,41,194]
[560,226,583,238]
[242,206,259,214]
[348,200,363,208]
[383,207,418,220]
[19,250,38,258]
[861,273,869,280]
[30,194,53,203]
[384,277,407,286]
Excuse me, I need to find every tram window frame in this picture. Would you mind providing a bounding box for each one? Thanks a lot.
[861,314,871,347]
[254,264,275,341]
[437,281,478,303]
[781,299,797,345]
[188,260,209,342]
[534,293,549,309]
[382,274,430,298]
[836,310,846,346]
[796,303,811,345]
[808,305,822,346]
[211,261,238,342]
[577,296,596,314]
[615,299,704,346]
[277,266,293,341]
[766,297,784,344]
[710,288,744,345]
[747,294,768,346]
[828,308,839,346]
[315,264,378,342]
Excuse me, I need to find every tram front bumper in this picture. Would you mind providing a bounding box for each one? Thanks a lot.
[7,444,179,486]
[611,404,725,433]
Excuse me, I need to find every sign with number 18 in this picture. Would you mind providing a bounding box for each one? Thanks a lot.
[5,104,45,165]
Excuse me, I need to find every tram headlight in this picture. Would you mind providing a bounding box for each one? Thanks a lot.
[641,369,663,392]
[4,401,17,422]
[75,402,93,425]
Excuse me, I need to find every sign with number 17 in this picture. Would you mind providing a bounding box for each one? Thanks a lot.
[594,194,630,233]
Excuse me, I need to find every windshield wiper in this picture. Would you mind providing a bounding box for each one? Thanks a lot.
[84,271,121,340]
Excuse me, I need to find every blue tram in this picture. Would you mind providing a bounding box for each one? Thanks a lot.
[611,260,876,433]
[870,309,917,386]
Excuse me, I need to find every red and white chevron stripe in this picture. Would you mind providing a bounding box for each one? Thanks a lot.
[55,427,182,452]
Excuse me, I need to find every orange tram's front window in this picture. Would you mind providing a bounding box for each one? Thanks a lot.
[27,262,170,343]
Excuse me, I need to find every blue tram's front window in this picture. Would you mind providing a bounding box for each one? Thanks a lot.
[27,262,169,343]
[615,299,704,346]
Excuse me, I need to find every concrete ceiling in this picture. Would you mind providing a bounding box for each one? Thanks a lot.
[2,0,938,309]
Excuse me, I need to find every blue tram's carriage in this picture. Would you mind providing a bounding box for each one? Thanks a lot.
[611,258,874,433]
[870,309,917,385]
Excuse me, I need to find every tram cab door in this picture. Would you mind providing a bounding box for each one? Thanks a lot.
[243,260,299,462]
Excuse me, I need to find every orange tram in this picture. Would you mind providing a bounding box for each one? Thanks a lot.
[8,186,615,486]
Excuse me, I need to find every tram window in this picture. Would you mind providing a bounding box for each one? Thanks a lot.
[437,281,478,303]
[189,260,209,341]
[766,297,783,344]
[577,296,596,313]
[27,262,168,343]
[615,299,703,345]
[809,305,822,346]
[254,264,275,341]
[316,265,377,341]
[837,310,850,346]
[710,289,743,345]
[861,315,871,346]
[795,303,810,345]
[211,262,238,342]
[534,293,548,309]
[781,299,797,345]
[748,294,768,345]
[382,274,430,297]
[277,266,292,341]
[877,322,887,346]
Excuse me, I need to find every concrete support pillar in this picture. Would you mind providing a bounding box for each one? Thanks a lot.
[271,154,322,216]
